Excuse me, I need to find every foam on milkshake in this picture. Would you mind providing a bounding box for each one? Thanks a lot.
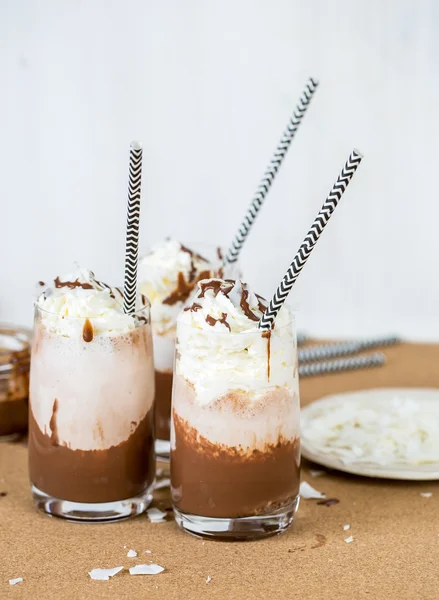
[138,239,217,338]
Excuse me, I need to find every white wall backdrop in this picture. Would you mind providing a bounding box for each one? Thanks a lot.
[1,0,439,339]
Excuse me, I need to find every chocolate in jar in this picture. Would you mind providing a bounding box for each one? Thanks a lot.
[0,325,31,439]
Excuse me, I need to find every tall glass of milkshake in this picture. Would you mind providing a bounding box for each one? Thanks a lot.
[29,269,155,522]
[139,240,233,458]
[171,278,300,540]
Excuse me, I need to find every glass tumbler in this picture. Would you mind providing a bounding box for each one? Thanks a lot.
[139,243,240,460]
[170,315,300,540]
[28,301,155,522]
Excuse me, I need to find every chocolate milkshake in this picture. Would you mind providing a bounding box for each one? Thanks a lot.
[29,269,155,521]
[171,278,300,540]
[138,240,226,456]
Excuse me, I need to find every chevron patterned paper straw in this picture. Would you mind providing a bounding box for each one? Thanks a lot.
[224,77,319,265]
[298,335,401,363]
[298,352,386,377]
[123,141,143,315]
[259,149,363,331]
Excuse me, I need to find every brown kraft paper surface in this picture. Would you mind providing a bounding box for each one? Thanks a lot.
[1,342,439,599]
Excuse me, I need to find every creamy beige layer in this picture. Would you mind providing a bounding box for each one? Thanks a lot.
[171,373,300,452]
[30,324,155,451]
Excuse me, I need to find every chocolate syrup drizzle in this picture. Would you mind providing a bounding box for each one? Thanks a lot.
[82,318,94,343]
[262,330,271,381]
[240,289,259,322]
[54,277,93,290]
[49,399,59,446]
[205,313,231,331]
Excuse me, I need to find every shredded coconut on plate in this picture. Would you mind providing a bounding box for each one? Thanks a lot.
[9,578,23,586]
[299,481,326,499]
[301,392,439,466]
[343,524,350,531]
[206,576,212,583]
[344,536,353,543]
[127,549,137,557]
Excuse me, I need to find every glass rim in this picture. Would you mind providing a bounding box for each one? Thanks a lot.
[34,296,151,320]
[176,306,295,337]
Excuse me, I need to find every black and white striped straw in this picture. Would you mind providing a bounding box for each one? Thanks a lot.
[298,336,401,363]
[259,149,363,331]
[123,141,143,315]
[224,77,319,265]
[299,352,386,377]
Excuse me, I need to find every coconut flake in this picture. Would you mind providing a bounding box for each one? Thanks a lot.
[155,478,171,490]
[145,550,152,554]
[9,578,23,586]
[300,481,326,499]
[89,567,124,581]
[129,564,164,575]
[127,549,137,558]
[309,469,325,477]
[420,492,432,498]
[343,524,350,531]
[147,507,167,522]
[344,536,353,543]
[206,576,212,583]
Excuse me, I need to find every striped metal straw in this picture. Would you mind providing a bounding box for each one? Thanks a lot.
[299,353,385,377]
[259,149,363,331]
[123,141,143,315]
[298,335,401,363]
[224,77,319,265]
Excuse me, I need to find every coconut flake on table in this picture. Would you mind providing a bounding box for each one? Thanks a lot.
[420,492,432,498]
[145,550,152,554]
[344,536,353,543]
[88,567,124,581]
[9,578,23,586]
[127,549,137,557]
[309,469,325,477]
[302,395,439,466]
[155,478,171,490]
[343,524,351,531]
[206,576,212,583]
[147,507,167,522]
[129,564,164,575]
[299,481,326,499]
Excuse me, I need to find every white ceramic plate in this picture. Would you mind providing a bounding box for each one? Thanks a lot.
[301,388,439,480]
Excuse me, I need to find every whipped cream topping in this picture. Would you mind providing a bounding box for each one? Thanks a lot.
[37,268,145,338]
[176,279,296,405]
[138,239,218,337]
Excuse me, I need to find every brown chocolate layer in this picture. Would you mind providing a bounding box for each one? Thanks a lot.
[171,412,300,518]
[154,370,173,441]
[0,399,28,437]
[29,408,155,503]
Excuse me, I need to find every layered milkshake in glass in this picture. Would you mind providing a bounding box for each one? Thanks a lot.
[138,240,225,456]
[29,269,155,521]
[171,278,300,540]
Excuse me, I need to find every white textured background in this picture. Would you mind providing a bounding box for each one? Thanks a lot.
[1,0,438,339]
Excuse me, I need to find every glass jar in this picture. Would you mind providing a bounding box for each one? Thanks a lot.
[0,325,31,440]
